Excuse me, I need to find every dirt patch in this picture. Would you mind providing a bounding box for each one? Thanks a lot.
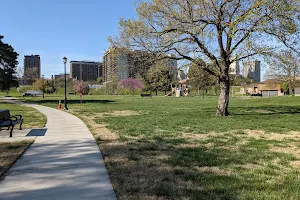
[92,110,140,119]
[254,109,275,114]
[182,132,218,140]
[69,110,120,141]
[269,144,300,158]
[175,143,200,149]
[290,161,300,168]
[193,166,231,176]
[239,130,300,141]
[84,117,119,141]
[239,163,264,170]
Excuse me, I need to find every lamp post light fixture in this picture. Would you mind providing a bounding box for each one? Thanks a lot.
[63,57,68,110]
[42,75,45,99]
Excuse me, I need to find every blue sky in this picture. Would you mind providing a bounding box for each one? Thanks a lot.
[1,0,266,80]
[1,0,136,78]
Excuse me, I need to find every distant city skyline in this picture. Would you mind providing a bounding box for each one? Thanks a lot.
[1,0,265,81]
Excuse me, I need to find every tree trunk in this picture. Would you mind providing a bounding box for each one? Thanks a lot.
[80,94,82,104]
[216,74,230,116]
[155,89,158,96]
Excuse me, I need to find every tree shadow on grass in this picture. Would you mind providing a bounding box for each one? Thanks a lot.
[231,105,300,116]
[101,136,285,200]
[24,99,116,105]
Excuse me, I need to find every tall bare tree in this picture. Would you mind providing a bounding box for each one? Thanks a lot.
[265,50,300,94]
[24,68,39,85]
[110,0,299,116]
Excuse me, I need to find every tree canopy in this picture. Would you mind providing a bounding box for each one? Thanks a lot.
[110,0,300,116]
[120,78,143,95]
[188,60,215,96]
[73,80,90,103]
[0,35,19,93]
[265,49,300,94]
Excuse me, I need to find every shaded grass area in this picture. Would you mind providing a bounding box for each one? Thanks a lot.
[0,101,46,129]
[0,140,33,178]
[25,95,300,199]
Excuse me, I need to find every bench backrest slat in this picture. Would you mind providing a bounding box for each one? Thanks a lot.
[0,109,10,120]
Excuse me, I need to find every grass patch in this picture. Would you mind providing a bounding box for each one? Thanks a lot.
[0,101,46,129]
[24,95,300,199]
[0,140,33,178]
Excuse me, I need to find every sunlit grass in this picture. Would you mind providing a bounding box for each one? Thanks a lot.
[25,95,300,199]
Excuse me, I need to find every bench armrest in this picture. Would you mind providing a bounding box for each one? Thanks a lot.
[10,115,23,121]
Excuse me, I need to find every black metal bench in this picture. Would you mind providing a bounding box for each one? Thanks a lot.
[141,93,152,97]
[0,109,23,137]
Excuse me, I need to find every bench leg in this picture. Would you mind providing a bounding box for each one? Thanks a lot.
[10,125,14,137]
[19,121,23,130]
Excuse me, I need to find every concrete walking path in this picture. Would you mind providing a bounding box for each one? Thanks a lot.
[0,104,116,200]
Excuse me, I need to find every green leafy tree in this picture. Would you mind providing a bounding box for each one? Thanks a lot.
[146,60,176,95]
[0,35,19,94]
[281,82,289,94]
[32,78,56,94]
[230,75,255,86]
[106,74,119,95]
[55,77,74,92]
[188,60,215,97]
[97,77,103,84]
[110,0,299,116]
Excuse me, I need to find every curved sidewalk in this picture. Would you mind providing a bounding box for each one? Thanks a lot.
[0,104,116,200]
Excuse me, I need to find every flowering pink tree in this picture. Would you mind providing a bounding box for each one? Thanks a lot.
[73,80,90,103]
[120,78,143,96]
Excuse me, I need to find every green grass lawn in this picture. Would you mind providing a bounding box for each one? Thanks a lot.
[0,101,47,129]
[24,95,300,199]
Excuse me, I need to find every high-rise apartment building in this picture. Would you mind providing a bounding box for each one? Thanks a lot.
[103,47,178,83]
[243,60,261,82]
[70,61,102,81]
[103,48,132,83]
[24,55,41,81]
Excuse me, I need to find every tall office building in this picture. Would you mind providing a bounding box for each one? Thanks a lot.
[54,73,70,80]
[243,60,261,82]
[70,61,102,81]
[24,55,41,81]
[229,57,240,76]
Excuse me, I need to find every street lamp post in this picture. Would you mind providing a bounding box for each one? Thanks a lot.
[63,57,68,110]
[42,75,44,98]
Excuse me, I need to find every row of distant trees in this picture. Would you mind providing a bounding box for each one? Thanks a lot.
[265,49,300,95]
[1,0,299,117]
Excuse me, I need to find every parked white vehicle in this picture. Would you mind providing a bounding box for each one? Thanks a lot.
[22,90,42,97]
